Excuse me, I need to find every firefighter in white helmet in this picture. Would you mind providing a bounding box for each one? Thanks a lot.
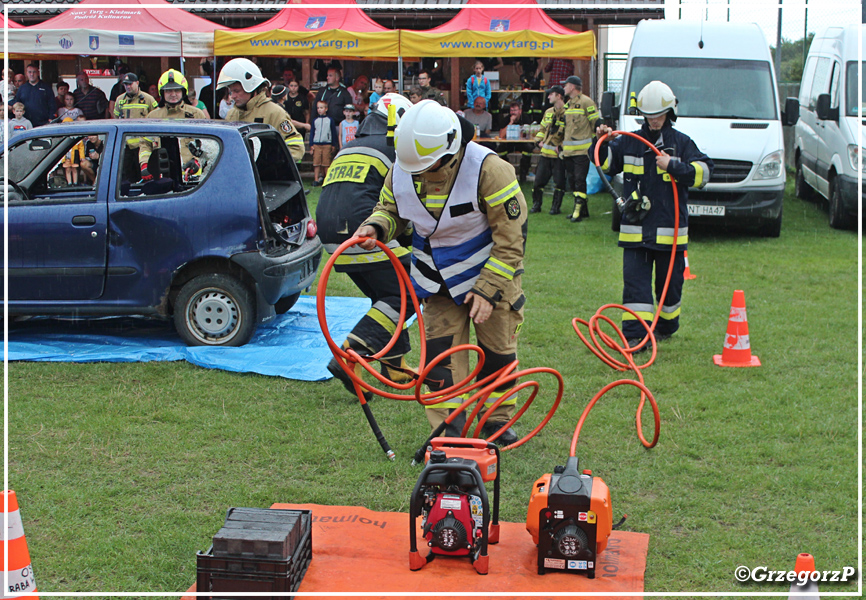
[316,94,417,396]
[139,69,207,182]
[592,80,713,351]
[355,100,528,446]
[217,58,305,163]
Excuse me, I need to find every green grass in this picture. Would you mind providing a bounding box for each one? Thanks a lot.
[7,176,859,594]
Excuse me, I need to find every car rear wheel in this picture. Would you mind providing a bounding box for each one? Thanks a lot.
[274,292,301,315]
[174,274,256,346]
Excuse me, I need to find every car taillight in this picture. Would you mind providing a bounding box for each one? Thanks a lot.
[306,220,318,239]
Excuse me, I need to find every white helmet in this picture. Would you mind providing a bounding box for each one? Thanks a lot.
[394,100,461,174]
[217,58,268,93]
[371,92,413,122]
[636,80,678,119]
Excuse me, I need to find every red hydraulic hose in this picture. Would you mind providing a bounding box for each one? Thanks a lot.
[568,130,680,456]
[317,237,563,461]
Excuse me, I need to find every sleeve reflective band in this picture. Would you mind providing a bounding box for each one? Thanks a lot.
[601,147,611,171]
[387,103,396,147]
[485,180,520,206]
[691,160,710,188]
[483,256,516,280]
[369,210,398,240]
[380,186,396,205]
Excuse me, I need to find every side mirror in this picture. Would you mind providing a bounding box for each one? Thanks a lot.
[783,97,800,126]
[28,138,52,151]
[600,91,618,126]
[815,93,838,122]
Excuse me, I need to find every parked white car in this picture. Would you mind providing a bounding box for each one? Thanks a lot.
[793,24,864,229]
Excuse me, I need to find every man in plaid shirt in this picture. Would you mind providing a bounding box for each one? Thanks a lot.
[543,58,575,86]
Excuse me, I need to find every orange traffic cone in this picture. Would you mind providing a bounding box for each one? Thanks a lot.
[788,553,820,599]
[1,491,38,599]
[683,250,696,280]
[713,290,761,367]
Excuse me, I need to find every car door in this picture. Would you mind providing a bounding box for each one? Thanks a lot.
[4,131,112,301]
[816,59,842,194]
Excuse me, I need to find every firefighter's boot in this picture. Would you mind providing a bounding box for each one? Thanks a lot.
[530,187,543,213]
[380,355,417,384]
[570,195,585,223]
[580,195,590,219]
[549,189,564,215]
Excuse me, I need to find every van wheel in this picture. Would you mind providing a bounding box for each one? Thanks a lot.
[828,179,851,230]
[758,206,783,238]
[795,159,814,201]
[274,292,301,314]
[611,198,621,232]
[174,274,256,346]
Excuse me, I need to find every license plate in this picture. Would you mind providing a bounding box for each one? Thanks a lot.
[688,204,725,216]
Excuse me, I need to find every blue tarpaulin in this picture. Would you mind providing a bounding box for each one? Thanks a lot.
[5,296,373,382]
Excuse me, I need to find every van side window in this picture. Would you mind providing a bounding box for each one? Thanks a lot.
[799,57,817,106]
[809,57,831,110]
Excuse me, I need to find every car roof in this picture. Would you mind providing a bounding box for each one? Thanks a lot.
[631,19,771,63]
[29,119,273,136]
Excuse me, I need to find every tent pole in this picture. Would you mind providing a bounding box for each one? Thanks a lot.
[213,55,220,119]
[397,56,403,94]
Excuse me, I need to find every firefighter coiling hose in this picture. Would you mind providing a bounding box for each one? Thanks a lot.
[316,238,564,462]
[567,128,681,452]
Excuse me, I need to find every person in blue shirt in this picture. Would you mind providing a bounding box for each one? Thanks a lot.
[465,61,492,110]
[11,64,55,127]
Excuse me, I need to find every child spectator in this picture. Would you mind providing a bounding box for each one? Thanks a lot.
[339,104,359,150]
[63,136,86,186]
[80,134,104,184]
[309,99,337,186]
[57,92,83,122]
[368,79,383,106]
[9,102,32,138]
[408,87,422,104]
[466,60,492,109]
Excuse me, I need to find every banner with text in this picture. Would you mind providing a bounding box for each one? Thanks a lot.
[7,28,181,57]
[401,29,596,59]
[214,29,400,57]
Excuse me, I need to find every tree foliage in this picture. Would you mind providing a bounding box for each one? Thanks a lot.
[770,33,815,83]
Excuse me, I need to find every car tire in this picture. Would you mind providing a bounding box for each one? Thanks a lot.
[274,292,301,315]
[795,158,815,201]
[758,205,783,238]
[828,178,851,230]
[174,274,256,346]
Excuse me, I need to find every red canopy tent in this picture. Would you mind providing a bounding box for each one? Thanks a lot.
[1,14,23,29]
[400,0,596,59]
[214,0,400,58]
[7,0,225,57]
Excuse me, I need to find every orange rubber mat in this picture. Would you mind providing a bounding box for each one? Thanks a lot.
[186,503,648,598]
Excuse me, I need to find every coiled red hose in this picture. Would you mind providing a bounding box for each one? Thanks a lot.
[568,130,681,455]
[317,237,563,461]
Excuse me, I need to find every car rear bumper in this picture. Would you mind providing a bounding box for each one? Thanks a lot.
[231,237,323,306]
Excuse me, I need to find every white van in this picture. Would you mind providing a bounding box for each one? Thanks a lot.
[793,24,864,229]
[600,20,799,237]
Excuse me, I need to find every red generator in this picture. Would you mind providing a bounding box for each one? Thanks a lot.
[409,438,500,575]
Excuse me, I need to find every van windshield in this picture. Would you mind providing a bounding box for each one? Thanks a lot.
[629,57,777,120]
[845,61,864,117]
